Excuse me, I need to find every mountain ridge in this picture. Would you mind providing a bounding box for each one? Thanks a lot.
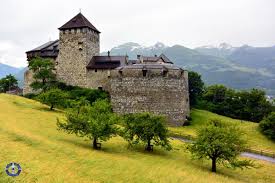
[1,42,275,95]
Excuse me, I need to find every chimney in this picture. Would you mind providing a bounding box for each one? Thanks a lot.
[108,51,110,57]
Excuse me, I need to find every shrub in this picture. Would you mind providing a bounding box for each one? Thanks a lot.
[259,112,275,141]
[37,88,69,110]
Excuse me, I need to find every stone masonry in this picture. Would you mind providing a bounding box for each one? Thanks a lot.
[56,28,100,87]
[110,65,190,126]
[24,13,190,126]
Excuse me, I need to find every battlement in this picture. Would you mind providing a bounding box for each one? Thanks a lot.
[111,64,188,79]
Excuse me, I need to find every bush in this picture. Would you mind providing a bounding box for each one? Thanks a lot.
[24,93,38,99]
[259,112,275,141]
[37,88,69,110]
[199,85,272,122]
[51,82,109,105]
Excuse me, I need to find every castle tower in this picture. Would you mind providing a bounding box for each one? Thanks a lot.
[56,13,100,87]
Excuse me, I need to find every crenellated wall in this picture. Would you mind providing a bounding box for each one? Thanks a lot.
[109,66,190,126]
[56,28,100,87]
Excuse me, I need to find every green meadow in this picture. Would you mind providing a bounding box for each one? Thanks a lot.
[0,94,274,183]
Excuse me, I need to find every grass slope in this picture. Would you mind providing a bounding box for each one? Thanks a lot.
[169,109,275,153]
[0,94,274,183]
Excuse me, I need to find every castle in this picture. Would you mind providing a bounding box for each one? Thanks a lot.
[24,13,190,126]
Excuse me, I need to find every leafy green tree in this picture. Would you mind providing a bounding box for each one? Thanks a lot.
[37,88,69,110]
[259,112,275,141]
[122,113,171,151]
[201,86,272,122]
[188,71,204,106]
[57,100,118,149]
[0,74,18,92]
[187,119,255,172]
[29,57,56,91]
[203,85,227,104]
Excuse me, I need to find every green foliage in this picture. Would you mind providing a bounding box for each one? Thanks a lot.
[259,112,275,141]
[188,71,204,106]
[122,113,171,151]
[197,85,272,122]
[57,99,118,149]
[0,74,18,92]
[37,88,69,110]
[187,119,255,172]
[29,57,56,91]
[51,81,109,106]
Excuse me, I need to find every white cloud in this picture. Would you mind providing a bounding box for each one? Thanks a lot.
[0,0,275,67]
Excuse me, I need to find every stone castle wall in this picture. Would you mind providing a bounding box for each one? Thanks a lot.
[110,68,190,126]
[56,28,99,87]
[23,69,35,94]
[86,69,111,90]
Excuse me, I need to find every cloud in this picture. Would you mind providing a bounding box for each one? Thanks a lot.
[0,0,275,67]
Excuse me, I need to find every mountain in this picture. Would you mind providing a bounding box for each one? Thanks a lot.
[0,63,26,88]
[14,67,27,88]
[195,43,236,58]
[103,42,275,95]
[228,45,275,74]
[0,63,21,78]
[102,42,167,59]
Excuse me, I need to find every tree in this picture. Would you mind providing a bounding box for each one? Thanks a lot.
[259,112,275,141]
[122,113,171,151]
[188,71,204,106]
[201,86,272,122]
[29,57,56,91]
[187,119,255,172]
[203,85,227,104]
[0,74,18,92]
[37,88,68,110]
[57,100,117,149]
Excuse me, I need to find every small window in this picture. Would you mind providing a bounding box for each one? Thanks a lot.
[119,70,123,76]
[98,87,103,90]
[95,69,97,72]
[142,70,147,77]
[163,70,168,77]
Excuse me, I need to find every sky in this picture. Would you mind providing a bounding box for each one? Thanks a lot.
[0,0,274,68]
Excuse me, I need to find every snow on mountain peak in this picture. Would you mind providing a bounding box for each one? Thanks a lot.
[218,43,233,50]
[153,42,166,49]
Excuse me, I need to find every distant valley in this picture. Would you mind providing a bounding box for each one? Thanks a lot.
[102,42,275,96]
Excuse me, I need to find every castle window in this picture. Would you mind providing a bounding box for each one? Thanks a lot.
[163,70,168,77]
[98,87,103,90]
[119,70,123,76]
[95,69,97,72]
[142,70,147,77]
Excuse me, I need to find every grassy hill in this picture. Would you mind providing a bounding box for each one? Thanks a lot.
[0,94,274,183]
[169,109,275,153]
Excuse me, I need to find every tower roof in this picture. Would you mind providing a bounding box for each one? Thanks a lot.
[59,13,100,33]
